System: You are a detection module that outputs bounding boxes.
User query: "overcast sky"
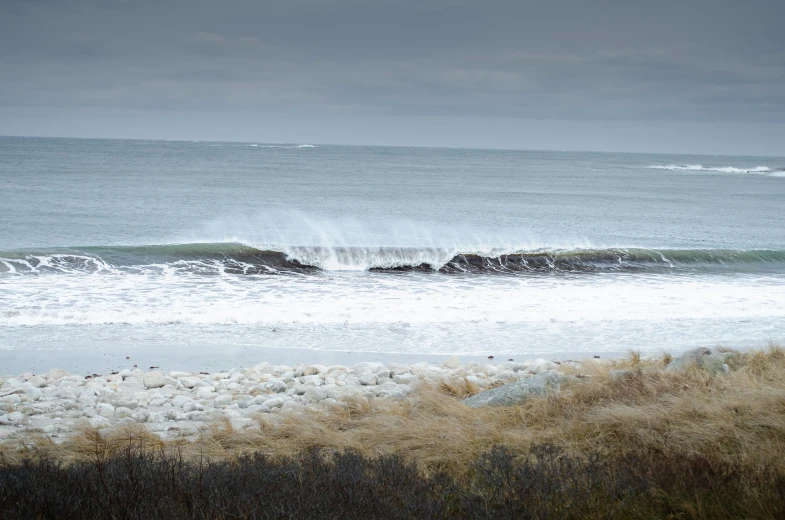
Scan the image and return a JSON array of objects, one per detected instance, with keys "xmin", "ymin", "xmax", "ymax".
[{"xmin": 1, "ymin": 0, "xmax": 784, "ymax": 154}]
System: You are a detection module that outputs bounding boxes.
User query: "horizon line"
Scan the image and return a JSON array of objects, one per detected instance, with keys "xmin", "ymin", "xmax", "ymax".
[{"xmin": 2, "ymin": 133, "xmax": 783, "ymax": 159}]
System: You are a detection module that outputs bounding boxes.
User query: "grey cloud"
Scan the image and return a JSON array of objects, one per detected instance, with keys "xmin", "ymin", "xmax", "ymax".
[{"xmin": 1, "ymin": 0, "xmax": 784, "ymax": 152}]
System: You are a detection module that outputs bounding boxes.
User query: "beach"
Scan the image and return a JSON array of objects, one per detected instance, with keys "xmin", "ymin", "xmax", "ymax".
[
  {"xmin": 2, "ymin": 137, "xmax": 785, "ymax": 516},
  {"xmin": 3, "ymin": 345, "xmax": 785, "ymax": 518}
]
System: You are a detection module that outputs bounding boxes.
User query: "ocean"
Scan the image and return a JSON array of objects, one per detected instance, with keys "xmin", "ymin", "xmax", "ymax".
[{"xmin": 1, "ymin": 136, "xmax": 784, "ymax": 373}]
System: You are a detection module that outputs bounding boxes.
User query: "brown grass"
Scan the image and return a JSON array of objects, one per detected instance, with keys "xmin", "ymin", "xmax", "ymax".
[{"xmin": 4, "ymin": 346, "xmax": 785, "ymax": 478}]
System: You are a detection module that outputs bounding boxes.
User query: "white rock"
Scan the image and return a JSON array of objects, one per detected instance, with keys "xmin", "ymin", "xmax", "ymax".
[
  {"xmin": 324, "ymin": 386, "xmax": 345, "ymax": 400},
  {"xmin": 2, "ymin": 394, "xmax": 22, "ymax": 405},
  {"xmin": 195, "ymin": 387, "xmax": 216, "ymax": 400},
  {"xmin": 24, "ymin": 387, "xmax": 43, "ymax": 401},
  {"xmin": 354, "ymin": 362, "xmax": 385, "ymax": 374},
  {"xmin": 214, "ymin": 395, "xmax": 232, "ymax": 407},
  {"xmin": 393, "ymin": 373, "xmax": 417, "ymax": 385},
  {"xmin": 182, "ymin": 401, "xmax": 203, "ymax": 413},
  {"xmin": 387, "ymin": 364, "xmax": 411, "ymax": 377},
  {"xmin": 2, "ymin": 377, "xmax": 22, "ymax": 389},
  {"xmin": 118, "ymin": 369, "xmax": 133, "ymax": 380},
  {"xmin": 96, "ymin": 403, "xmax": 115, "ymax": 417},
  {"xmin": 265, "ymin": 379, "xmax": 287, "ymax": 393},
  {"xmin": 7, "ymin": 411, "xmax": 24, "ymax": 423},
  {"xmin": 361, "ymin": 387, "xmax": 379, "ymax": 397},
  {"xmin": 56, "ymin": 388, "xmax": 80, "ymax": 400},
  {"xmin": 115, "ymin": 407, "xmax": 134, "ymax": 419},
  {"xmin": 358, "ymin": 373, "xmax": 378, "ymax": 386},
  {"xmin": 265, "ymin": 396, "xmax": 286, "ymax": 408},
  {"xmin": 78, "ymin": 396, "xmax": 97, "ymax": 408},
  {"xmin": 113, "ymin": 396, "xmax": 139, "ymax": 409},
  {"xmin": 443, "ymin": 356, "xmax": 461, "ymax": 369},
  {"xmin": 132, "ymin": 410, "xmax": 151, "ymax": 423},
  {"xmin": 143, "ymin": 372, "xmax": 168, "ymax": 389},
  {"xmin": 89, "ymin": 416, "xmax": 111, "ymax": 428},
  {"xmin": 179, "ymin": 377, "xmax": 201, "ymax": 389},
  {"xmin": 496, "ymin": 370, "xmax": 518, "ymax": 381},
  {"xmin": 281, "ymin": 401, "xmax": 302, "ymax": 412},
  {"xmin": 529, "ymin": 358, "xmax": 558, "ymax": 374},
  {"xmin": 172, "ymin": 395, "xmax": 192, "ymax": 408},
  {"xmin": 26, "ymin": 375, "xmax": 47, "ymax": 388},
  {"xmin": 304, "ymin": 387, "xmax": 327, "ymax": 403}
]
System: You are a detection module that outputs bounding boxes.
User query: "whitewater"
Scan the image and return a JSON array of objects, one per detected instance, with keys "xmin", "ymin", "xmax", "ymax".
[{"xmin": 1, "ymin": 137, "xmax": 784, "ymax": 373}]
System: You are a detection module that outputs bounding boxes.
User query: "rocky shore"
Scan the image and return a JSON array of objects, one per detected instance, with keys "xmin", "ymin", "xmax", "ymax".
[{"xmin": 0, "ymin": 355, "xmax": 572, "ymax": 442}]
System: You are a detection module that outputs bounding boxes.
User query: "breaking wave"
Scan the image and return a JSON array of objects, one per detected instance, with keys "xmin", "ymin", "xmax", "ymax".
[
  {"xmin": 2, "ymin": 243, "xmax": 785, "ymax": 276},
  {"xmin": 647, "ymin": 164, "xmax": 784, "ymax": 176}
]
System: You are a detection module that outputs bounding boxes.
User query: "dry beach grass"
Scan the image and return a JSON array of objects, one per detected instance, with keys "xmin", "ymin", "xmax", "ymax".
[
  {"xmin": 2, "ymin": 345, "xmax": 785, "ymax": 518},
  {"xmin": 4, "ymin": 345, "xmax": 785, "ymax": 473}
]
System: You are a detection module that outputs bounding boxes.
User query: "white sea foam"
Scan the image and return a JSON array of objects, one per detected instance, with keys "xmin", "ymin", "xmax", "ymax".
[
  {"xmin": 1, "ymin": 266, "xmax": 784, "ymax": 328},
  {"xmin": 647, "ymin": 164, "xmax": 778, "ymax": 175}
]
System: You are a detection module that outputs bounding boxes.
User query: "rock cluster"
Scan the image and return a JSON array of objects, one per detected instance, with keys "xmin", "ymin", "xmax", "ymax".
[
  {"xmin": 462, "ymin": 371, "xmax": 563, "ymax": 407},
  {"xmin": 0, "ymin": 357, "xmax": 564, "ymax": 441},
  {"xmin": 0, "ymin": 349, "xmax": 736, "ymax": 443},
  {"xmin": 664, "ymin": 347, "xmax": 733, "ymax": 374}
]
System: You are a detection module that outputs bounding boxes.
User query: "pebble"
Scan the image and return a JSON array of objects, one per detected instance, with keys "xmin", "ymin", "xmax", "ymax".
[
  {"xmin": 443, "ymin": 355, "xmax": 461, "ymax": 369},
  {"xmin": 143, "ymin": 372, "xmax": 169, "ymax": 389},
  {"xmin": 358, "ymin": 373, "xmax": 378, "ymax": 386}
]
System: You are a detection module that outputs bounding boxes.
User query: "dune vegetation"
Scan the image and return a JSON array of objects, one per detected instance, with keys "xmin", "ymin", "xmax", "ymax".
[{"xmin": 2, "ymin": 345, "xmax": 785, "ymax": 518}]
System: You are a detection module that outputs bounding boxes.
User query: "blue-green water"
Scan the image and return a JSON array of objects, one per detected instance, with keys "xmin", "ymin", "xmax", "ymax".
[{"xmin": 1, "ymin": 136, "xmax": 784, "ymax": 372}]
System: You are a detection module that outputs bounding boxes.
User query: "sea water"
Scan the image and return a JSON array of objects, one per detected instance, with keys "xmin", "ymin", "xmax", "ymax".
[{"xmin": 1, "ymin": 136, "xmax": 784, "ymax": 372}]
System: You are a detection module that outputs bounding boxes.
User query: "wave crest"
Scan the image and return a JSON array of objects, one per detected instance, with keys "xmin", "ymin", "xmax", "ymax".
[{"xmin": 2, "ymin": 243, "xmax": 785, "ymax": 275}]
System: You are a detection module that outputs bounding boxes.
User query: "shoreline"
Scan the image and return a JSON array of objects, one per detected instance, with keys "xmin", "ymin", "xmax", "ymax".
[
  {"xmin": 0, "ymin": 344, "xmax": 639, "ymax": 378},
  {"xmin": 1, "ymin": 354, "xmax": 589, "ymax": 442}
]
